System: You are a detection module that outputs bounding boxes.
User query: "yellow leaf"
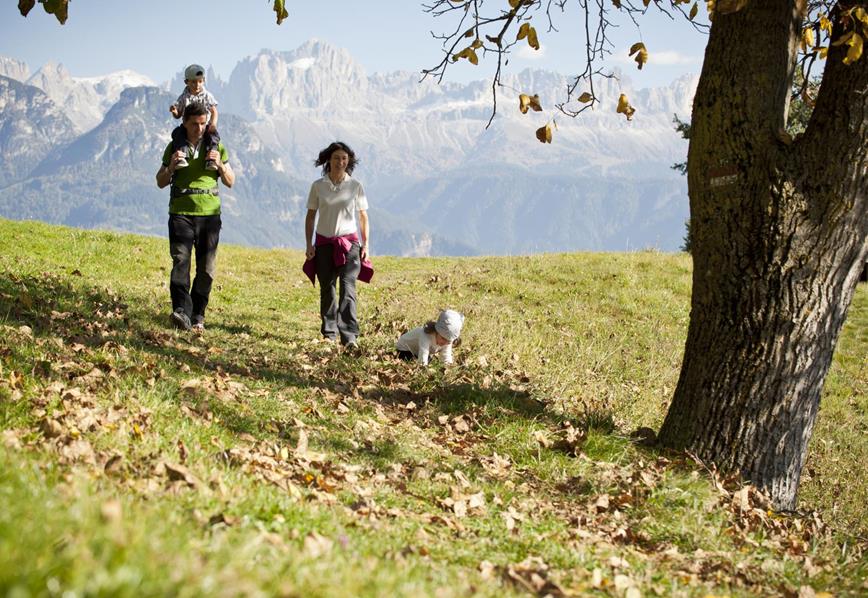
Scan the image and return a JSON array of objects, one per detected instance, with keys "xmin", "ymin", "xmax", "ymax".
[
  {"xmin": 819, "ymin": 14, "xmax": 833, "ymax": 36},
  {"xmin": 509, "ymin": 0, "xmax": 523, "ymax": 7},
  {"xmin": 844, "ymin": 32, "xmax": 864, "ymax": 65},
  {"xmin": 452, "ymin": 47, "xmax": 480, "ymax": 65},
  {"xmin": 518, "ymin": 93, "xmax": 543, "ymax": 114},
  {"xmin": 853, "ymin": 7, "xmax": 868, "ymax": 27},
  {"xmin": 273, "ymin": 0, "xmax": 288, "ymax": 25},
  {"xmin": 818, "ymin": 46, "xmax": 828, "ymax": 59},
  {"xmin": 629, "ymin": 42, "xmax": 648, "ymax": 70},
  {"xmin": 689, "ymin": 2, "xmax": 699, "ymax": 20},
  {"xmin": 577, "ymin": 92, "xmax": 594, "ymax": 103},
  {"xmin": 535, "ymin": 124, "xmax": 553, "ymax": 143},
  {"xmin": 527, "ymin": 26, "xmax": 540, "ymax": 50},
  {"xmin": 464, "ymin": 28, "xmax": 475, "ymax": 38},
  {"xmin": 643, "ymin": 0, "xmax": 651, "ymax": 6},
  {"xmin": 611, "ymin": 0, "xmax": 622, "ymax": 7},
  {"xmin": 801, "ymin": 27, "xmax": 815, "ymax": 52},
  {"xmin": 616, "ymin": 93, "xmax": 636, "ymax": 120},
  {"xmin": 517, "ymin": 23, "xmax": 540, "ymax": 50},
  {"xmin": 832, "ymin": 31, "xmax": 854, "ymax": 46},
  {"xmin": 716, "ymin": 0, "xmax": 748, "ymax": 14},
  {"xmin": 471, "ymin": 38, "xmax": 483, "ymax": 49}
]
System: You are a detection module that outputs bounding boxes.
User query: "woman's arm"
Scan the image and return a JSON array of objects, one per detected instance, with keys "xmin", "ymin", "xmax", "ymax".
[
  {"xmin": 358, "ymin": 209, "xmax": 369, "ymax": 260},
  {"xmin": 305, "ymin": 209, "xmax": 317, "ymax": 260}
]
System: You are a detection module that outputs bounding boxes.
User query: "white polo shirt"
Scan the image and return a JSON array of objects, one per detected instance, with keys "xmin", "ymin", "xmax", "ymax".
[{"xmin": 307, "ymin": 174, "xmax": 368, "ymax": 237}]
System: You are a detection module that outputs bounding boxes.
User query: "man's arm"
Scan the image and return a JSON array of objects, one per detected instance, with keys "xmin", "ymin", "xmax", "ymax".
[
  {"xmin": 156, "ymin": 150, "xmax": 183, "ymax": 188},
  {"xmin": 358, "ymin": 209, "xmax": 369, "ymax": 260},
  {"xmin": 217, "ymin": 159, "xmax": 234, "ymax": 187}
]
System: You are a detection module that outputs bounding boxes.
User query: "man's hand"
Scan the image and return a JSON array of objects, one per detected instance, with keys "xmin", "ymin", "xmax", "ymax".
[
  {"xmin": 360, "ymin": 245, "xmax": 368, "ymax": 261},
  {"xmin": 171, "ymin": 149, "xmax": 186, "ymax": 169},
  {"xmin": 207, "ymin": 149, "xmax": 221, "ymax": 170},
  {"xmin": 305, "ymin": 245, "xmax": 316, "ymax": 260}
]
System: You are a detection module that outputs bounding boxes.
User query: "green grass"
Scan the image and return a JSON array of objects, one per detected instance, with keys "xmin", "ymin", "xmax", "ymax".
[{"xmin": 0, "ymin": 218, "xmax": 865, "ymax": 597}]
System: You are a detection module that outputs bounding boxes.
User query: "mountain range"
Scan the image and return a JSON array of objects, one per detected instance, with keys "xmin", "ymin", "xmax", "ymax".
[{"xmin": 0, "ymin": 41, "xmax": 695, "ymax": 255}]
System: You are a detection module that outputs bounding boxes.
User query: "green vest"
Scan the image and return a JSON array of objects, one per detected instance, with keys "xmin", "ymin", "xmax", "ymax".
[{"xmin": 162, "ymin": 141, "xmax": 228, "ymax": 216}]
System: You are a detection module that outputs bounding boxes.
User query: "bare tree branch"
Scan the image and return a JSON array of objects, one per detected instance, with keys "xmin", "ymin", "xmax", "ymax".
[{"xmin": 421, "ymin": 0, "xmax": 710, "ymax": 129}]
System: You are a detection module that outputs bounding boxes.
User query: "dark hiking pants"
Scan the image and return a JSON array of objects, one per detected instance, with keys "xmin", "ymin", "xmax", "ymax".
[{"xmin": 168, "ymin": 214, "xmax": 221, "ymax": 324}]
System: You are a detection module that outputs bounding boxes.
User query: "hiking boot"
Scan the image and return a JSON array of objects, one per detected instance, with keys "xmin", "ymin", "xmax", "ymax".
[
  {"xmin": 192, "ymin": 316, "xmax": 205, "ymax": 333},
  {"xmin": 344, "ymin": 340, "xmax": 360, "ymax": 355},
  {"xmin": 171, "ymin": 309, "xmax": 192, "ymax": 331}
]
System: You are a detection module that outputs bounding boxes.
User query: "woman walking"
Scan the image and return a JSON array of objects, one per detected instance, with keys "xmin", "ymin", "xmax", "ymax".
[{"xmin": 303, "ymin": 141, "xmax": 372, "ymax": 350}]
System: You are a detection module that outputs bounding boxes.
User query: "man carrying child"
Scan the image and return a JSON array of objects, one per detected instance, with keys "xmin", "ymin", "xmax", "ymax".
[{"xmin": 169, "ymin": 64, "xmax": 220, "ymax": 171}]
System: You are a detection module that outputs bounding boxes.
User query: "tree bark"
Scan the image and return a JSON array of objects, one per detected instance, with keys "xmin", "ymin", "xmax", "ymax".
[{"xmin": 658, "ymin": 0, "xmax": 868, "ymax": 509}]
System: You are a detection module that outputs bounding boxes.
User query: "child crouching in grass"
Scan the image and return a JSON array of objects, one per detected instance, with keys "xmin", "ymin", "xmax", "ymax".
[{"xmin": 395, "ymin": 309, "xmax": 464, "ymax": 366}]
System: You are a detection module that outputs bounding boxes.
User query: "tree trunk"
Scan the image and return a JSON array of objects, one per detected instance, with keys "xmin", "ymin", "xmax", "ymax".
[{"xmin": 658, "ymin": 0, "xmax": 868, "ymax": 509}]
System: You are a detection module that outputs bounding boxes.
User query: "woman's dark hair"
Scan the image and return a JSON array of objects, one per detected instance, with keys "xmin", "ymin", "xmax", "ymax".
[{"xmin": 315, "ymin": 141, "xmax": 358, "ymax": 175}]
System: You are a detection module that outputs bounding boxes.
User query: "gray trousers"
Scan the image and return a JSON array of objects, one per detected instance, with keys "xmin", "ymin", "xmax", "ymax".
[{"xmin": 315, "ymin": 243, "xmax": 361, "ymax": 344}]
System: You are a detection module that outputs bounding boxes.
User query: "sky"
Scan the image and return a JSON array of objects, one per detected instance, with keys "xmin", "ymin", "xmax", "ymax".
[{"xmin": 1, "ymin": 0, "xmax": 709, "ymax": 89}]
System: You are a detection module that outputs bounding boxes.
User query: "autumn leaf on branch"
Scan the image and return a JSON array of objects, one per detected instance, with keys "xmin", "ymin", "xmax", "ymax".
[
  {"xmin": 519, "ymin": 94, "xmax": 543, "ymax": 114},
  {"xmin": 535, "ymin": 123, "xmax": 553, "ymax": 144},
  {"xmin": 629, "ymin": 42, "xmax": 648, "ymax": 70},
  {"xmin": 273, "ymin": 0, "xmax": 289, "ymax": 25},
  {"xmin": 833, "ymin": 31, "xmax": 864, "ymax": 65},
  {"xmin": 616, "ymin": 94, "xmax": 636, "ymax": 120},
  {"xmin": 18, "ymin": 0, "xmax": 36, "ymax": 17},
  {"xmin": 819, "ymin": 13, "xmax": 833, "ymax": 36},
  {"xmin": 452, "ymin": 47, "xmax": 480, "ymax": 65},
  {"xmin": 517, "ymin": 23, "xmax": 540, "ymax": 50},
  {"xmin": 715, "ymin": 0, "xmax": 749, "ymax": 15},
  {"xmin": 19, "ymin": 0, "xmax": 68, "ymax": 24},
  {"xmin": 801, "ymin": 27, "xmax": 815, "ymax": 53}
]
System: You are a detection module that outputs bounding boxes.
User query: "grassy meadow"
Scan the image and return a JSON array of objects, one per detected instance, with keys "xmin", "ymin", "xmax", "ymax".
[{"xmin": 0, "ymin": 218, "xmax": 865, "ymax": 597}]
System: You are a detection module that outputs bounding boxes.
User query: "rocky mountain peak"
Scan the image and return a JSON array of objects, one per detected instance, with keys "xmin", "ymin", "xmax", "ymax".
[{"xmin": 0, "ymin": 57, "xmax": 30, "ymax": 82}]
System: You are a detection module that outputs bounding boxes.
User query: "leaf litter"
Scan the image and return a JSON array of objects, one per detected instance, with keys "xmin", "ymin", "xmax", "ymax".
[{"xmin": 1, "ymin": 269, "xmax": 863, "ymax": 597}]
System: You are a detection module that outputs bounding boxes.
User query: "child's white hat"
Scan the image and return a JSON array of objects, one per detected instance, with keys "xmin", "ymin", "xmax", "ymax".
[
  {"xmin": 184, "ymin": 64, "xmax": 205, "ymax": 81},
  {"xmin": 435, "ymin": 310, "xmax": 464, "ymax": 342}
]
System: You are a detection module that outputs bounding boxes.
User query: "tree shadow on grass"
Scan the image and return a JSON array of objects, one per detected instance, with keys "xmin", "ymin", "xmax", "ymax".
[
  {"xmin": 0, "ymin": 271, "xmax": 648, "ymax": 466},
  {"xmin": 0, "ymin": 271, "xmax": 330, "ymax": 436}
]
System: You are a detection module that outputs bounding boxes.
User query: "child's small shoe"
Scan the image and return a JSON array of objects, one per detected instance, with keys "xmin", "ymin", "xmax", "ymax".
[
  {"xmin": 176, "ymin": 156, "xmax": 189, "ymax": 168},
  {"xmin": 205, "ymin": 160, "xmax": 219, "ymax": 171}
]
